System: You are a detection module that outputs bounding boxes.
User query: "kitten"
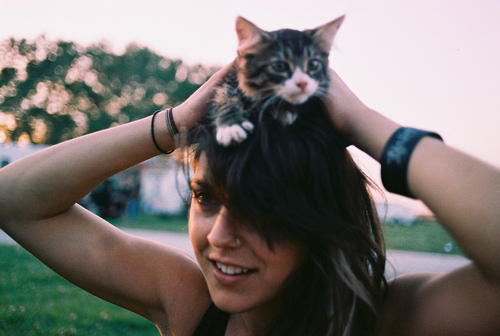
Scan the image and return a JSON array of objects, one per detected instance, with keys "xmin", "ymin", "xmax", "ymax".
[{"xmin": 209, "ymin": 15, "xmax": 344, "ymax": 147}]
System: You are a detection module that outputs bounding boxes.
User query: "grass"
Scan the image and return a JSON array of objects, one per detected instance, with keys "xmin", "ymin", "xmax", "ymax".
[
  {"xmin": 0, "ymin": 245, "xmax": 159, "ymax": 336},
  {"xmin": 109, "ymin": 213, "xmax": 190, "ymax": 233},
  {"xmin": 381, "ymin": 217, "xmax": 465, "ymax": 256},
  {"xmin": 0, "ymin": 214, "xmax": 465, "ymax": 334}
]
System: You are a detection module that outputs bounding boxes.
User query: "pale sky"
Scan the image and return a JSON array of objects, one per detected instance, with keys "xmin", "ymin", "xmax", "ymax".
[{"xmin": 1, "ymin": 0, "xmax": 499, "ymax": 213}]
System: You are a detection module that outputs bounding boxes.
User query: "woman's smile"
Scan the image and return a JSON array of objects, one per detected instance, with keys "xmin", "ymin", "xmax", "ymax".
[
  {"xmin": 212, "ymin": 259, "xmax": 253, "ymax": 276},
  {"xmin": 210, "ymin": 258, "xmax": 255, "ymax": 286}
]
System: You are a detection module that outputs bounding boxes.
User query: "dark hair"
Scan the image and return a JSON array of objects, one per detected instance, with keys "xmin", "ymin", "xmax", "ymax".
[{"xmin": 190, "ymin": 100, "xmax": 387, "ymax": 335}]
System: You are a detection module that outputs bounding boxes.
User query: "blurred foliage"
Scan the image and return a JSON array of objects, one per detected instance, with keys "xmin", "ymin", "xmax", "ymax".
[{"xmin": 0, "ymin": 37, "xmax": 218, "ymax": 144}]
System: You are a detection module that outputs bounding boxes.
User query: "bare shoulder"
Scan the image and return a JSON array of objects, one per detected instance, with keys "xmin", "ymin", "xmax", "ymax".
[
  {"xmin": 376, "ymin": 263, "xmax": 500, "ymax": 336},
  {"xmin": 125, "ymin": 236, "xmax": 211, "ymax": 335}
]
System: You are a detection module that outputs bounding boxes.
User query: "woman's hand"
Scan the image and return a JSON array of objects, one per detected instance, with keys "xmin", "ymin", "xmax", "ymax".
[
  {"xmin": 173, "ymin": 60, "xmax": 236, "ymax": 130},
  {"xmin": 323, "ymin": 68, "xmax": 400, "ymax": 159},
  {"xmin": 322, "ymin": 68, "xmax": 370, "ymax": 142}
]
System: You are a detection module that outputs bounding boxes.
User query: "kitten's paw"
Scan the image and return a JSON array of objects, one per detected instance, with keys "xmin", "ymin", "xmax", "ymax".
[
  {"xmin": 241, "ymin": 121, "xmax": 254, "ymax": 132},
  {"xmin": 216, "ymin": 122, "xmax": 254, "ymax": 146}
]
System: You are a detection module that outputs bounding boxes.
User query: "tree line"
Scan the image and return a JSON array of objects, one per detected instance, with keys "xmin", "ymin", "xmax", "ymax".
[{"xmin": 0, "ymin": 37, "xmax": 218, "ymax": 144}]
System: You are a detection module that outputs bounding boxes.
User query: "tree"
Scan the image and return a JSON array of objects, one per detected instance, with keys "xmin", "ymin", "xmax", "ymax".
[{"xmin": 0, "ymin": 37, "xmax": 217, "ymax": 144}]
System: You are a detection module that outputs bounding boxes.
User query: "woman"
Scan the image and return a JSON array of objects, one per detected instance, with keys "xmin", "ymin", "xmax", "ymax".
[{"xmin": 0, "ymin": 62, "xmax": 499, "ymax": 335}]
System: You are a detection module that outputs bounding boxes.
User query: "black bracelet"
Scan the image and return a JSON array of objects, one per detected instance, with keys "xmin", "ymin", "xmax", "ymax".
[
  {"xmin": 380, "ymin": 127, "xmax": 443, "ymax": 199},
  {"xmin": 151, "ymin": 110, "xmax": 174, "ymax": 155}
]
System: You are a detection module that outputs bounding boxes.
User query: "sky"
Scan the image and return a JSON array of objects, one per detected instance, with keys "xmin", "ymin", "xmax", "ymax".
[{"xmin": 1, "ymin": 0, "xmax": 499, "ymax": 213}]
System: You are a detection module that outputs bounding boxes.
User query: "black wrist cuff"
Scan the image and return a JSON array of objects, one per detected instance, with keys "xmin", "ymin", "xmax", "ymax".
[{"xmin": 380, "ymin": 127, "xmax": 443, "ymax": 199}]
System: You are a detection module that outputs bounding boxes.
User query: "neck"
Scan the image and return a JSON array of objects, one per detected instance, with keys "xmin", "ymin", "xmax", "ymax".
[{"xmin": 225, "ymin": 295, "xmax": 284, "ymax": 335}]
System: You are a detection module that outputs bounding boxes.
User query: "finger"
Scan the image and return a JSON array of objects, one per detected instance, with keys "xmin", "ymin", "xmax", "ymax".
[{"xmin": 203, "ymin": 58, "xmax": 237, "ymax": 88}]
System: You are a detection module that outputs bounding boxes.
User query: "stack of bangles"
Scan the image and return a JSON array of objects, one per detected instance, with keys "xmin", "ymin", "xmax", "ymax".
[
  {"xmin": 380, "ymin": 127, "xmax": 443, "ymax": 199},
  {"xmin": 151, "ymin": 107, "xmax": 179, "ymax": 155}
]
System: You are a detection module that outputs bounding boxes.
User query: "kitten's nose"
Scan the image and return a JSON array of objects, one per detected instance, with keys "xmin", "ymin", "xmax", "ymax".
[{"xmin": 296, "ymin": 82, "xmax": 308, "ymax": 90}]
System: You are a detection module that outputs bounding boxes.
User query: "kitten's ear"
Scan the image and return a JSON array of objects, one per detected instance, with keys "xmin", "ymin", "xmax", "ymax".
[
  {"xmin": 236, "ymin": 16, "xmax": 269, "ymax": 53},
  {"xmin": 306, "ymin": 15, "xmax": 345, "ymax": 52}
]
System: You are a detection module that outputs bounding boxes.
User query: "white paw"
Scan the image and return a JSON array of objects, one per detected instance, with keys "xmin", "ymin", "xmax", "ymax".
[
  {"xmin": 216, "ymin": 122, "xmax": 254, "ymax": 146},
  {"xmin": 241, "ymin": 121, "xmax": 254, "ymax": 132}
]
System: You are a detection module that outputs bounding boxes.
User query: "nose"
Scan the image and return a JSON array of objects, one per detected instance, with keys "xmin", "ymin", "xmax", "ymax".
[
  {"xmin": 296, "ymin": 81, "xmax": 307, "ymax": 90},
  {"xmin": 207, "ymin": 206, "xmax": 240, "ymax": 249}
]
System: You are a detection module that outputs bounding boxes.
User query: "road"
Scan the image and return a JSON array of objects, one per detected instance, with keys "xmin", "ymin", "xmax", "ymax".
[{"xmin": 0, "ymin": 228, "xmax": 470, "ymax": 279}]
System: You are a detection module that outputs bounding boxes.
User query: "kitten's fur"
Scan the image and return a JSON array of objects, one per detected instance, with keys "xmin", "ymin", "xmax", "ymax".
[{"xmin": 210, "ymin": 16, "xmax": 344, "ymax": 146}]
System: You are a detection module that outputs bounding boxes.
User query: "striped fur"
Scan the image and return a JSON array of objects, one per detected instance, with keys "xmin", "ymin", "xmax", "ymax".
[{"xmin": 210, "ymin": 16, "xmax": 344, "ymax": 147}]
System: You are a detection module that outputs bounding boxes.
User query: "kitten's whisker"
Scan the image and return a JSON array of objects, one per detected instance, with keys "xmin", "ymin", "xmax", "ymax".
[
  {"xmin": 245, "ymin": 92, "xmax": 278, "ymax": 124},
  {"xmin": 259, "ymin": 95, "xmax": 282, "ymax": 124},
  {"xmin": 314, "ymin": 86, "xmax": 329, "ymax": 97}
]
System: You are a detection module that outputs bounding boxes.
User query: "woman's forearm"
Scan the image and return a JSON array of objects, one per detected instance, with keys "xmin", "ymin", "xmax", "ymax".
[
  {"xmin": 346, "ymin": 107, "xmax": 500, "ymax": 282},
  {"xmin": 408, "ymin": 138, "xmax": 500, "ymax": 282},
  {"xmin": 0, "ymin": 111, "xmax": 172, "ymax": 222},
  {"xmin": 348, "ymin": 106, "xmax": 500, "ymax": 281}
]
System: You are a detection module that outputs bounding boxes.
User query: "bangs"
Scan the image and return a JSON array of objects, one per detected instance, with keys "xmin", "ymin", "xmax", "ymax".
[{"xmin": 193, "ymin": 99, "xmax": 352, "ymax": 245}]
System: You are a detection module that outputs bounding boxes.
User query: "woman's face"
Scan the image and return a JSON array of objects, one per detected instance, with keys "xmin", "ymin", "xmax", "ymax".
[{"xmin": 189, "ymin": 154, "xmax": 305, "ymax": 315}]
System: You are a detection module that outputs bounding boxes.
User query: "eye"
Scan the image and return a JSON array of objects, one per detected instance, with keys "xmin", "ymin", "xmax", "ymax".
[
  {"xmin": 270, "ymin": 61, "xmax": 289, "ymax": 73},
  {"xmin": 192, "ymin": 190, "xmax": 221, "ymax": 214},
  {"xmin": 307, "ymin": 59, "xmax": 322, "ymax": 73}
]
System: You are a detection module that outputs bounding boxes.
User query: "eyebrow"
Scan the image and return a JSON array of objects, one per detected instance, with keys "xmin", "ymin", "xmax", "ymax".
[
  {"xmin": 190, "ymin": 179, "xmax": 210, "ymax": 191},
  {"xmin": 190, "ymin": 179, "xmax": 229, "ymax": 203}
]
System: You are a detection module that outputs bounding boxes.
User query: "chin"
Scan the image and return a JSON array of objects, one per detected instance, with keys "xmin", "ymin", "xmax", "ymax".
[
  {"xmin": 282, "ymin": 94, "xmax": 312, "ymax": 105},
  {"xmin": 211, "ymin": 293, "xmax": 253, "ymax": 314}
]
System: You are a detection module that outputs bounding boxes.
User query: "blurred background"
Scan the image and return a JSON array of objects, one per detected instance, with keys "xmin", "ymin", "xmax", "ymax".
[{"xmin": 1, "ymin": 0, "xmax": 499, "ymax": 216}]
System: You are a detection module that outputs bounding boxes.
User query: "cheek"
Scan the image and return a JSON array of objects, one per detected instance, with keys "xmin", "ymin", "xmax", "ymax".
[
  {"xmin": 188, "ymin": 203, "xmax": 212, "ymax": 254},
  {"xmin": 264, "ymin": 243, "xmax": 306, "ymax": 285}
]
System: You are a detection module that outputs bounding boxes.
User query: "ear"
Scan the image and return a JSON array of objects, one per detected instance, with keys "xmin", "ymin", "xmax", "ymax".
[
  {"xmin": 306, "ymin": 15, "xmax": 345, "ymax": 52},
  {"xmin": 235, "ymin": 16, "xmax": 269, "ymax": 53}
]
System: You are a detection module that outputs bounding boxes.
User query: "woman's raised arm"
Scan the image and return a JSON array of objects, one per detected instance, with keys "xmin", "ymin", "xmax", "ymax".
[
  {"xmin": 324, "ymin": 68, "xmax": 500, "ymax": 282},
  {"xmin": 0, "ymin": 62, "xmax": 233, "ymax": 333},
  {"xmin": 0, "ymin": 61, "xmax": 233, "ymax": 223},
  {"xmin": 324, "ymin": 69, "xmax": 500, "ymax": 335}
]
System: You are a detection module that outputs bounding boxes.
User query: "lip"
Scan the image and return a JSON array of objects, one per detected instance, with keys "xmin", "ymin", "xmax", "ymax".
[{"xmin": 209, "ymin": 258, "xmax": 255, "ymax": 286}]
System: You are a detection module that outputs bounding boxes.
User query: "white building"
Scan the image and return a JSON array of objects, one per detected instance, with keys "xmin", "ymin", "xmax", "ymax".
[{"xmin": 138, "ymin": 155, "xmax": 190, "ymax": 216}]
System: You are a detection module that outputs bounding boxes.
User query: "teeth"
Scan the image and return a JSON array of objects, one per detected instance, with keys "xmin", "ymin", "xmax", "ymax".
[{"xmin": 216, "ymin": 261, "xmax": 249, "ymax": 275}]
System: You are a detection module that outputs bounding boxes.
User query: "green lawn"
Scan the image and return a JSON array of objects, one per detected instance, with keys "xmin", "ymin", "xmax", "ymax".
[
  {"xmin": 382, "ymin": 218, "xmax": 465, "ymax": 256},
  {"xmin": 0, "ymin": 245, "xmax": 159, "ymax": 336},
  {"xmin": 109, "ymin": 213, "xmax": 190, "ymax": 233},
  {"xmin": 0, "ymin": 214, "xmax": 464, "ymax": 334}
]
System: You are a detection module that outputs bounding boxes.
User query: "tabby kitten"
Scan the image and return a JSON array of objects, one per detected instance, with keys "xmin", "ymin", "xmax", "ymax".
[{"xmin": 210, "ymin": 15, "xmax": 344, "ymax": 147}]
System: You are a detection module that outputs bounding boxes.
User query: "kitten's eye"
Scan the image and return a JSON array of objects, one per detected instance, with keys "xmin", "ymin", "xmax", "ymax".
[
  {"xmin": 270, "ymin": 61, "xmax": 289, "ymax": 73},
  {"xmin": 308, "ymin": 59, "xmax": 322, "ymax": 73}
]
